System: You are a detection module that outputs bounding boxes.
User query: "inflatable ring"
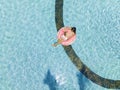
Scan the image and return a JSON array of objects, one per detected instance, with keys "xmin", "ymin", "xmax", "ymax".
[{"xmin": 57, "ymin": 27, "xmax": 76, "ymax": 46}]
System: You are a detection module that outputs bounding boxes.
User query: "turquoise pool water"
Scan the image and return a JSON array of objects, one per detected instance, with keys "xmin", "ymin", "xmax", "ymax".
[{"xmin": 0, "ymin": 0, "xmax": 120, "ymax": 90}]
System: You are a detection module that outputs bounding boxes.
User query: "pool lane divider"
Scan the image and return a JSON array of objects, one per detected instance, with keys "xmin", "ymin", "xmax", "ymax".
[{"xmin": 55, "ymin": 0, "xmax": 120, "ymax": 89}]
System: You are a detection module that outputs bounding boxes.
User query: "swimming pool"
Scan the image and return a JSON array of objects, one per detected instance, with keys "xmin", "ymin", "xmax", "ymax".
[{"xmin": 0, "ymin": 0, "xmax": 120, "ymax": 90}]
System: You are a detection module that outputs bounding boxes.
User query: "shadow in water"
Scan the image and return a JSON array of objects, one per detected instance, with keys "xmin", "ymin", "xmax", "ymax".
[
  {"xmin": 55, "ymin": 0, "xmax": 120, "ymax": 89},
  {"xmin": 77, "ymin": 72, "xmax": 89, "ymax": 90},
  {"xmin": 44, "ymin": 70, "xmax": 58, "ymax": 90}
]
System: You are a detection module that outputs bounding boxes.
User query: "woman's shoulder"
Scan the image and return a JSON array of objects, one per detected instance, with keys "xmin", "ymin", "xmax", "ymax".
[{"xmin": 64, "ymin": 26, "xmax": 71, "ymax": 30}]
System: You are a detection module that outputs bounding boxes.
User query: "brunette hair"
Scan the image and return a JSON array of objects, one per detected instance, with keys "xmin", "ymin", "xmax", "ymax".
[{"xmin": 71, "ymin": 27, "xmax": 76, "ymax": 34}]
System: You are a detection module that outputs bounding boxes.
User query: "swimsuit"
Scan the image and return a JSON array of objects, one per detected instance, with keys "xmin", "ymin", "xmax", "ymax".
[{"xmin": 61, "ymin": 35, "xmax": 68, "ymax": 41}]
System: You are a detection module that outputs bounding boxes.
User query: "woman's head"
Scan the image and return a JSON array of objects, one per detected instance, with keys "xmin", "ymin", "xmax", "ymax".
[{"xmin": 71, "ymin": 27, "xmax": 76, "ymax": 34}]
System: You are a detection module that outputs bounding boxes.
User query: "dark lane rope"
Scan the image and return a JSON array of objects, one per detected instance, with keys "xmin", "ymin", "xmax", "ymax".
[{"xmin": 55, "ymin": 0, "xmax": 120, "ymax": 89}]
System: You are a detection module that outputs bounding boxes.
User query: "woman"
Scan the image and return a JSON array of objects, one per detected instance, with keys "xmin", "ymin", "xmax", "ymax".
[{"xmin": 52, "ymin": 27, "xmax": 76, "ymax": 47}]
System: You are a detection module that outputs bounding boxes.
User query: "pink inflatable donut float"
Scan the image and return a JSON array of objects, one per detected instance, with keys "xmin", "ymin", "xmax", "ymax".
[{"xmin": 57, "ymin": 27, "xmax": 76, "ymax": 46}]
